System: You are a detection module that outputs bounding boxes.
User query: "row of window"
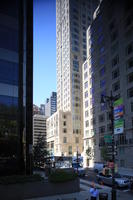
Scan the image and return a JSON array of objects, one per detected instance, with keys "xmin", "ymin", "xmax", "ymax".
[{"xmin": 63, "ymin": 137, "xmax": 79, "ymax": 144}]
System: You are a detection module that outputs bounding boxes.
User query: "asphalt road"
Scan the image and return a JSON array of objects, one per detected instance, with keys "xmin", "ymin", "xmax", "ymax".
[{"xmin": 82, "ymin": 169, "xmax": 131, "ymax": 192}]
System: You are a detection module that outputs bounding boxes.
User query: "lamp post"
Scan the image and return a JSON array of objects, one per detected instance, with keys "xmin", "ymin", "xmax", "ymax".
[
  {"xmin": 101, "ymin": 91, "xmax": 116, "ymax": 200},
  {"xmin": 76, "ymin": 146, "xmax": 79, "ymax": 174}
]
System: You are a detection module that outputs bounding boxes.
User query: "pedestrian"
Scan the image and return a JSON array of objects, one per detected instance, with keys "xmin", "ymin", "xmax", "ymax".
[{"xmin": 89, "ymin": 182, "xmax": 99, "ymax": 200}]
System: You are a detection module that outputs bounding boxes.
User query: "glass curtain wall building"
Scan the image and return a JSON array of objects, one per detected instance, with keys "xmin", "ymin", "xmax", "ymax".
[{"xmin": 0, "ymin": 0, "xmax": 33, "ymax": 175}]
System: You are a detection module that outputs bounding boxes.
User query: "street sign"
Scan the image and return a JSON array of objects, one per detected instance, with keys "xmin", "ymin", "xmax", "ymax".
[
  {"xmin": 114, "ymin": 98, "xmax": 124, "ymax": 134},
  {"xmin": 104, "ymin": 135, "xmax": 112, "ymax": 143}
]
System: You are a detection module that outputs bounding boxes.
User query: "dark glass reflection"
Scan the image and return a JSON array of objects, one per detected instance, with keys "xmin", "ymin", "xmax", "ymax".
[
  {"xmin": 0, "ymin": 26, "xmax": 18, "ymax": 52},
  {"xmin": 0, "ymin": 60, "xmax": 18, "ymax": 85}
]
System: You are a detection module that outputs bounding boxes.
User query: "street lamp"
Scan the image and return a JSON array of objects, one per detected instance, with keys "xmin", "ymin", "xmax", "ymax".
[
  {"xmin": 76, "ymin": 146, "xmax": 79, "ymax": 174},
  {"xmin": 100, "ymin": 91, "xmax": 116, "ymax": 200}
]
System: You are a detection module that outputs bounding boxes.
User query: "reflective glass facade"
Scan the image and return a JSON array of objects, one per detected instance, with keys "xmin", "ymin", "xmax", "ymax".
[{"xmin": 0, "ymin": 0, "xmax": 33, "ymax": 175}]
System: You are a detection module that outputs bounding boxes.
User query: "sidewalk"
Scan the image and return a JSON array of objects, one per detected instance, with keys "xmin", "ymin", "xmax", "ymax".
[
  {"xmin": 26, "ymin": 179, "xmax": 111, "ymax": 200},
  {"xmin": 26, "ymin": 178, "xmax": 133, "ymax": 200}
]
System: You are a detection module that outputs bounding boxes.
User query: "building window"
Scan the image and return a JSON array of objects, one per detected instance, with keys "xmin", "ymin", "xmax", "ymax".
[
  {"xmin": 99, "ymin": 67, "xmax": 105, "ymax": 77},
  {"xmin": 98, "ymin": 35, "xmax": 104, "ymax": 43},
  {"xmin": 90, "ymin": 87, "xmax": 94, "ymax": 95},
  {"xmin": 112, "ymin": 55, "xmax": 119, "ymax": 67},
  {"xmin": 91, "ymin": 118, "xmax": 96, "ymax": 125},
  {"xmin": 111, "ymin": 42, "xmax": 119, "ymax": 54},
  {"xmin": 85, "ymin": 120, "xmax": 89, "ymax": 127},
  {"xmin": 107, "ymin": 112, "xmax": 111, "ymax": 120},
  {"xmin": 112, "ymin": 68, "xmax": 119, "ymax": 79},
  {"xmin": 63, "ymin": 128, "xmax": 67, "ymax": 133},
  {"xmin": 99, "ymin": 114, "xmax": 105, "ymax": 123},
  {"xmin": 120, "ymin": 160, "xmax": 125, "ymax": 167},
  {"xmin": 127, "ymin": 87, "xmax": 133, "ymax": 98},
  {"xmin": 84, "ymin": 71, "xmax": 88, "ymax": 79},
  {"xmin": 119, "ymin": 147, "xmax": 125, "ymax": 155},
  {"xmin": 126, "ymin": 42, "xmax": 133, "ymax": 55},
  {"xmin": 100, "ymin": 79, "xmax": 106, "ymax": 88},
  {"xmin": 99, "ymin": 126, "xmax": 105, "ymax": 133},
  {"xmin": 85, "ymin": 110, "xmax": 89, "ymax": 117},
  {"xmin": 63, "ymin": 137, "xmax": 67, "ymax": 143},
  {"xmin": 127, "ymin": 72, "xmax": 133, "ymax": 83},
  {"xmin": 83, "ymin": 50, "xmax": 86, "ymax": 55},
  {"xmin": 85, "ymin": 91, "xmax": 88, "ymax": 98},
  {"xmin": 84, "ymin": 81, "xmax": 88, "ymax": 89},
  {"xmin": 112, "ymin": 81, "xmax": 120, "ymax": 92},
  {"xmin": 85, "ymin": 130, "xmax": 89, "ymax": 137},
  {"xmin": 75, "ymin": 137, "xmax": 79, "ymax": 143},
  {"xmin": 100, "ymin": 56, "xmax": 105, "ymax": 65},
  {"xmin": 68, "ymin": 146, "xmax": 72, "ymax": 155},
  {"xmin": 131, "ymin": 102, "xmax": 133, "ymax": 112},
  {"xmin": 72, "ymin": 46, "xmax": 79, "ymax": 53},
  {"xmin": 90, "ymin": 107, "xmax": 95, "ymax": 114},
  {"xmin": 107, "ymin": 124, "xmax": 112, "ymax": 131},
  {"xmin": 85, "ymin": 100, "xmax": 88, "ymax": 108},
  {"xmin": 63, "ymin": 121, "xmax": 66, "ymax": 126},
  {"xmin": 127, "ymin": 58, "xmax": 133, "ymax": 69}
]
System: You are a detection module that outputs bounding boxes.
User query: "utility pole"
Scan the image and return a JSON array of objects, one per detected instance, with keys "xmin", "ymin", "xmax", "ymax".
[
  {"xmin": 76, "ymin": 146, "xmax": 79, "ymax": 174},
  {"xmin": 101, "ymin": 91, "xmax": 116, "ymax": 200}
]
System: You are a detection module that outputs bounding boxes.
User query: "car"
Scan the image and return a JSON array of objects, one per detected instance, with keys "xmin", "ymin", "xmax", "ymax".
[
  {"xmin": 97, "ymin": 172, "xmax": 130, "ymax": 188},
  {"xmin": 72, "ymin": 162, "xmax": 86, "ymax": 177},
  {"xmin": 93, "ymin": 162, "xmax": 106, "ymax": 173}
]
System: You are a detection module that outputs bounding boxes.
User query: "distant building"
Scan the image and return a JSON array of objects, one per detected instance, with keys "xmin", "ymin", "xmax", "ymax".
[
  {"xmin": 47, "ymin": 110, "xmax": 72, "ymax": 157},
  {"xmin": 33, "ymin": 104, "xmax": 40, "ymax": 115},
  {"xmin": 45, "ymin": 92, "xmax": 57, "ymax": 117},
  {"xmin": 40, "ymin": 104, "xmax": 45, "ymax": 115},
  {"xmin": 33, "ymin": 115, "xmax": 47, "ymax": 147},
  {"xmin": 54, "ymin": 0, "xmax": 99, "ymax": 156},
  {"xmin": 0, "ymin": 0, "xmax": 33, "ymax": 175}
]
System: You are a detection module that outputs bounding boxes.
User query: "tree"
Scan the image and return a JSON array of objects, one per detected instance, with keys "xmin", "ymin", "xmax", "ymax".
[
  {"xmin": 101, "ymin": 146, "xmax": 109, "ymax": 161},
  {"xmin": 86, "ymin": 147, "xmax": 94, "ymax": 160},
  {"xmin": 33, "ymin": 134, "xmax": 49, "ymax": 168}
]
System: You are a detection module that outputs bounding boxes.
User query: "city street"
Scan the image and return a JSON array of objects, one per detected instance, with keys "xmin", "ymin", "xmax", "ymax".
[{"xmin": 82, "ymin": 169, "xmax": 131, "ymax": 192}]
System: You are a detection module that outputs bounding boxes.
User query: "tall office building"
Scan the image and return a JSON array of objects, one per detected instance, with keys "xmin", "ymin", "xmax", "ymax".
[
  {"xmin": 83, "ymin": 0, "xmax": 133, "ymax": 170},
  {"xmin": 45, "ymin": 92, "xmax": 57, "ymax": 117},
  {"xmin": 0, "ymin": 0, "xmax": 33, "ymax": 175},
  {"xmin": 40, "ymin": 104, "xmax": 45, "ymax": 115},
  {"xmin": 56, "ymin": 0, "xmax": 99, "ymax": 156},
  {"xmin": 33, "ymin": 115, "xmax": 47, "ymax": 147}
]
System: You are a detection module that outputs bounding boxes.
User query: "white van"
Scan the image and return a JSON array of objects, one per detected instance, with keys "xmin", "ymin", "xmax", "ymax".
[{"xmin": 93, "ymin": 162, "xmax": 106, "ymax": 173}]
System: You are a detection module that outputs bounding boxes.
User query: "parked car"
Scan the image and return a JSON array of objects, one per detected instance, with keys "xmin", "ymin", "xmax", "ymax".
[
  {"xmin": 93, "ymin": 162, "xmax": 106, "ymax": 173},
  {"xmin": 97, "ymin": 172, "xmax": 130, "ymax": 188},
  {"xmin": 72, "ymin": 163, "xmax": 86, "ymax": 177}
]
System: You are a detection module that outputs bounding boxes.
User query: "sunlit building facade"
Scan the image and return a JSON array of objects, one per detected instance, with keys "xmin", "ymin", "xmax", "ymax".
[
  {"xmin": 56, "ymin": 0, "xmax": 99, "ymax": 156},
  {"xmin": 33, "ymin": 115, "xmax": 47, "ymax": 147}
]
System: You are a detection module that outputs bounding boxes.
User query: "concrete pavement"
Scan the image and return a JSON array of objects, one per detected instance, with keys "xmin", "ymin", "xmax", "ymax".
[{"xmin": 26, "ymin": 178, "xmax": 133, "ymax": 200}]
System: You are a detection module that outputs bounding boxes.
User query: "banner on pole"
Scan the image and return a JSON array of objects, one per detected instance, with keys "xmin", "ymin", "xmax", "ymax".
[{"xmin": 114, "ymin": 98, "xmax": 124, "ymax": 134}]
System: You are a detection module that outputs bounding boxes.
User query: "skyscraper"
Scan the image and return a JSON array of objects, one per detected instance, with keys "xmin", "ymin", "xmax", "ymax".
[
  {"xmin": 45, "ymin": 92, "xmax": 57, "ymax": 117},
  {"xmin": 55, "ymin": 0, "xmax": 99, "ymax": 156},
  {"xmin": 0, "ymin": 0, "xmax": 33, "ymax": 175},
  {"xmin": 83, "ymin": 0, "xmax": 133, "ymax": 170}
]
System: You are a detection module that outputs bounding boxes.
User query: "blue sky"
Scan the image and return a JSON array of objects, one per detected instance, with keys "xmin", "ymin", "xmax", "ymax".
[{"xmin": 33, "ymin": 0, "xmax": 56, "ymax": 106}]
